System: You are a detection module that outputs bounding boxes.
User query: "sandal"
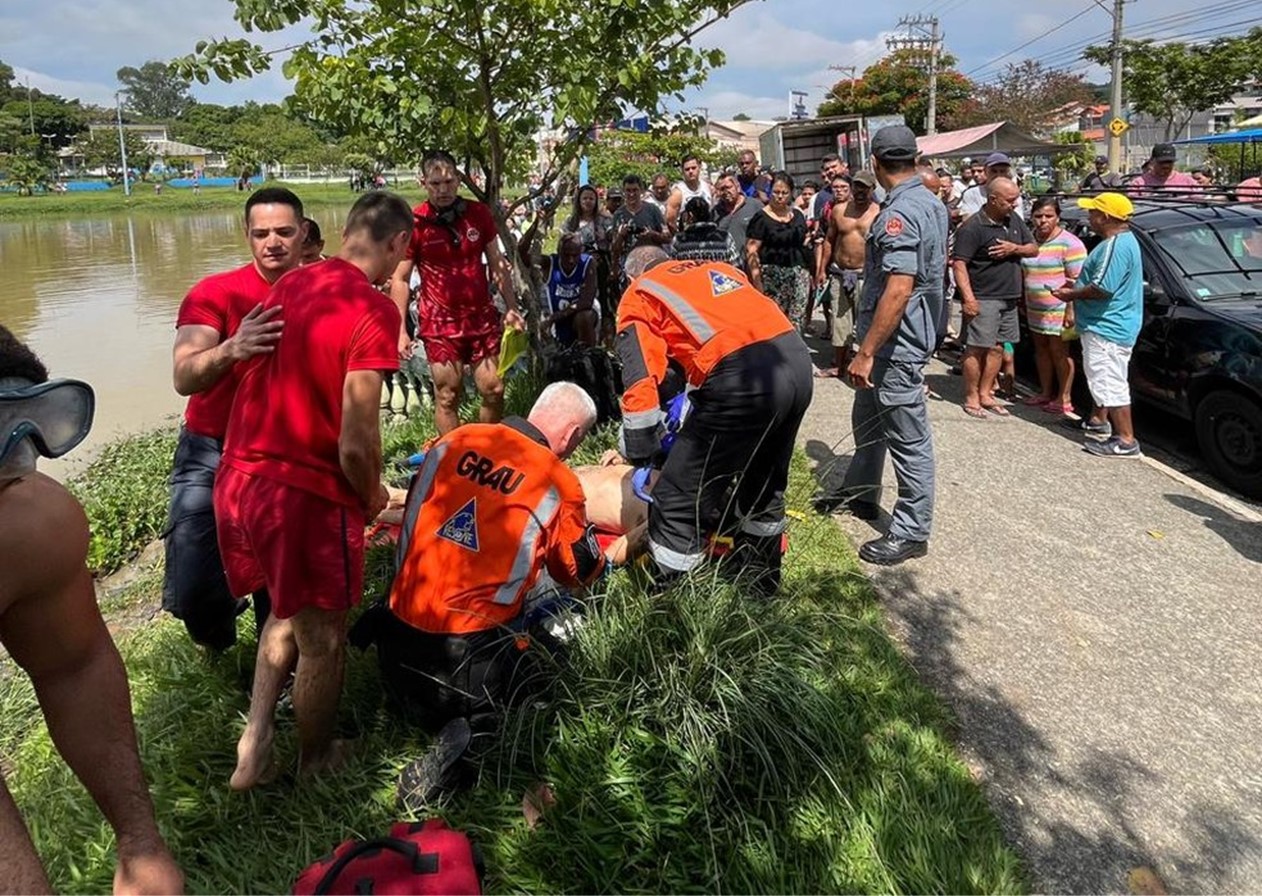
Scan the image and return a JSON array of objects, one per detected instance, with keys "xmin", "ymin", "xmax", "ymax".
[
  {"xmin": 1021, "ymin": 395, "xmax": 1053, "ymax": 407},
  {"xmin": 980, "ymin": 403, "xmax": 1011, "ymax": 417},
  {"xmin": 1043, "ymin": 401, "xmax": 1075, "ymax": 415},
  {"xmin": 962, "ymin": 405, "xmax": 989, "ymax": 419},
  {"xmin": 814, "ymin": 367, "xmax": 841, "ymax": 379}
]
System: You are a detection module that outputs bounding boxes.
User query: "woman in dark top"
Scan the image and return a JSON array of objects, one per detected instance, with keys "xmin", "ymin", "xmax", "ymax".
[
  {"xmin": 745, "ymin": 171, "xmax": 810, "ymax": 328},
  {"xmin": 562, "ymin": 184, "xmax": 614, "ymax": 330}
]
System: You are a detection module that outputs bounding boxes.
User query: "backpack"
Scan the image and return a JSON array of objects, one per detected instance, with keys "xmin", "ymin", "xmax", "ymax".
[
  {"xmin": 544, "ymin": 344, "xmax": 623, "ymax": 424},
  {"xmin": 292, "ymin": 819, "xmax": 484, "ymax": 896}
]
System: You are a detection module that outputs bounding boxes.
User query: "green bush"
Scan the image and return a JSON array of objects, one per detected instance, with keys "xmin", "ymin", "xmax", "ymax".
[{"xmin": 67, "ymin": 428, "xmax": 177, "ymax": 575}]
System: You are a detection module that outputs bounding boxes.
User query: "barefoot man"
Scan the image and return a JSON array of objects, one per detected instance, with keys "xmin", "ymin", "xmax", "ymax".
[
  {"xmin": 815, "ymin": 170, "xmax": 879, "ymax": 377},
  {"xmin": 214, "ymin": 192, "xmax": 413, "ymax": 789}
]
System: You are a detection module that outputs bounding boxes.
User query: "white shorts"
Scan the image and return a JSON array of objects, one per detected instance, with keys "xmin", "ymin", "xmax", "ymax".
[{"xmin": 1081, "ymin": 329, "xmax": 1133, "ymax": 407}]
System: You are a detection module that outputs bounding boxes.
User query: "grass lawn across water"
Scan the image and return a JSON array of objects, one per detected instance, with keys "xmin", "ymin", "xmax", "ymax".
[{"xmin": 0, "ymin": 377, "xmax": 1025, "ymax": 893}]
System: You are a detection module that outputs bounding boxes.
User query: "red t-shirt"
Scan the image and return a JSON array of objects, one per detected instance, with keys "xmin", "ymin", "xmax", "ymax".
[
  {"xmin": 176, "ymin": 263, "xmax": 271, "ymax": 440},
  {"xmin": 221, "ymin": 258, "xmax": 401, "ymax": 508},
  {"xmin": 409, "ymin": 200, "xmax": 497, "ymax": 317}
]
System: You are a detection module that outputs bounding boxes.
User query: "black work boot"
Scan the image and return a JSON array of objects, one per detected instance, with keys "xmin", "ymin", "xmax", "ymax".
[{"xmin": 397, "ymin": 717, "xmax": 473, "ymax": 812}]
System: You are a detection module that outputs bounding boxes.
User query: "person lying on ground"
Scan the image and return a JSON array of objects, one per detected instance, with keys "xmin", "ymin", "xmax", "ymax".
[
  {"xmin": 0, "ymin": 326, "xmax": 183, "ymax": 896},
  {"xmin": 356, "ymin": 382, "xmax": 605, "ymax": 807}
]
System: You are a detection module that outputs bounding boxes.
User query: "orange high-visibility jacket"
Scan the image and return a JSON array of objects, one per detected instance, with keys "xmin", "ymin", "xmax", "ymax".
[
  {"xmin": 615, "ymin": 260, "xmax": 793, "ymax": 461},
  {"xmin": 389, "ymin": 417, "xmax": 603, "ymax": 635}
]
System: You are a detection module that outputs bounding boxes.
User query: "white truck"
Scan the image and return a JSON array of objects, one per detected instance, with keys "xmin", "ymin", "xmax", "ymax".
[{"xmin": 758, "ymin": 114, "xmax": 904, "ymax": 183}]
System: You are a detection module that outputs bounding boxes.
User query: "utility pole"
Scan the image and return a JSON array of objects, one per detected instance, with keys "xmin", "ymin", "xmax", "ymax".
[
  {"xmin": 115, "ymin": 93, "xmax": 131, "ymax": 197},
  {"xmin": 827, "ymin": 65, "xmax": 858, "ymax": 105},
  {"xmin": 1107, "ymin": 0, "xmax": 1126, "ymax": 173},
  {"xmin": 887, "ymin": 15, "xmax": 944, "ymax": 135},
  {"xmin": 25, "ymin": 77, "xmax": 35, "ymax": 136}
]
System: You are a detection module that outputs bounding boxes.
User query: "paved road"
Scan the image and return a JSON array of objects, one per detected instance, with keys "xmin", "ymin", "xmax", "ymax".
[{"xmin": 799, "ymin": 355, "xmax": 1262, "ymax": 894}]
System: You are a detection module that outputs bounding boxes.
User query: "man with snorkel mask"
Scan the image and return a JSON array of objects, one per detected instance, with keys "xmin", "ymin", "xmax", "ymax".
[{"xmin": 0, "ymin": 325, "xmax": 183, "ymax": 895}]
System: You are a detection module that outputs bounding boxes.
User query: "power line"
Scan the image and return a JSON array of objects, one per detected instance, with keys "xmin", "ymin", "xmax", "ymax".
[
  {"xmin": 968, "ymin": 12, "xmax": 1262, "ymax": 87},
  {"xmin": 963, "ymin": 2, "xmax": 1097, "ymax": 76},
  {"xmin": 966, "ymin": 0, "xmax": 1262, "ymax": 81}
]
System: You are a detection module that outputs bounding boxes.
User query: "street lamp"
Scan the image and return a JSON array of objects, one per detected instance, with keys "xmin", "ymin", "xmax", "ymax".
[{"xmin": 114, "ymin": 92, "xmax": 131, "ymax": 197}]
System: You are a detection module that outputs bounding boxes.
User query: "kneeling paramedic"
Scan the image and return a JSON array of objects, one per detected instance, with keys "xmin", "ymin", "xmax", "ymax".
[
  {"xmin": 616, "ymin": 250, "xmax": 813, "ymax": 595},
  {"xmin": 362, "ymin": 382, "xmax": 605, "ymax": 801}
]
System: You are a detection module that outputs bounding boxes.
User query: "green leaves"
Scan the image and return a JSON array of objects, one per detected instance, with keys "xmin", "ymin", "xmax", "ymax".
[{"xmin": 1083, "ymin": 29, "xmax": 1262, "ymax": 139}]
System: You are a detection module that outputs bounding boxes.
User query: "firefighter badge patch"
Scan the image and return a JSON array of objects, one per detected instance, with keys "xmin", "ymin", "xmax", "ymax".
[
  {"xmin": 709, "ymin": 269, "xmax": 742, "ymax": 296},
  {"xmin": 437, "ymin": 498, "xmax": 480, "ymax": 551}
]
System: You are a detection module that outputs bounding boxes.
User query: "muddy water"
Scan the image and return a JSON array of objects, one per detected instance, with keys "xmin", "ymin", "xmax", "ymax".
[{"xmin": 0, "ymin": 209, "xmax": 347, "ymax": 480}]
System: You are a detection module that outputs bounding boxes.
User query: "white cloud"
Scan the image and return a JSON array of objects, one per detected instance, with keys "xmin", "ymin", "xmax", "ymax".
[
  {"xmin": 696, "ymin": 11, "xmax": 885, "ymax": 72},
  {"xmin": 690, "ymin": 90, "xmax": 791, "ymax": 121}
]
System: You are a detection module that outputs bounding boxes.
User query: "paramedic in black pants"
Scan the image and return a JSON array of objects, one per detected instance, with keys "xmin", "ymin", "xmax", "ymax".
[{"xmin": 615, "ymin": 251, "xmax": 813, "ymax": 596}]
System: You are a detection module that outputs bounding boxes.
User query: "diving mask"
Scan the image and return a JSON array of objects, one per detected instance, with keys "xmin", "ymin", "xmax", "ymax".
[{"xmin": 0, "ymin": 377, "xmax": 95, "ymax": 479}]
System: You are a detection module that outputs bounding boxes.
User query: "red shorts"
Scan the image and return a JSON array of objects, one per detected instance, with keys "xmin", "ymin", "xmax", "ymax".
[
  {"xmin": 214, "ymin": 466, "xmax": 365, "ymax": 620},
  {"xmin": 419, "ymin": 301, "xmax": 500, "ymax": 367}
]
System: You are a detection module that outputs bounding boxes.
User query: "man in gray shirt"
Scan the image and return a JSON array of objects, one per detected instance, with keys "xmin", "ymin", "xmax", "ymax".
[
  {"xmin": 712, "ymin": 171, "xmax": 763, "ymax": 271},
  {"xmin": 816, "ymin": 125, "xmax": 949, "ymax": 566}
]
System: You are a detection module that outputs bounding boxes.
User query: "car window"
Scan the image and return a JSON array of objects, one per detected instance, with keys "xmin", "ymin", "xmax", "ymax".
[{"xmin": 1151, "ymin": 219, "xmax": 1262, "ymax": 299}]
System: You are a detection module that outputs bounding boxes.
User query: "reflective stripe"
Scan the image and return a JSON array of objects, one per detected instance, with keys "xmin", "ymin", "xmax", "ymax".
[
  {"xmin": 492, "ymin": 487, "xmax": 561, "ymax": 606},
  {"xmin": 623, "ymin": 408, "xmax": 663, "ymax": 429},
  {"xmin": 649, "ymin": 538, "xmax": 705, "ymax": 572},
  {"xmin": 740, "ymin": 517, "xmax": 786, "ymax": 536},
  {"xmin": 642, "ymin": 278, "xmax": 716, "ymax": 342},
  {"xmin": 396, "ymin": 442, "xmax": 449, "ymax": 571}
]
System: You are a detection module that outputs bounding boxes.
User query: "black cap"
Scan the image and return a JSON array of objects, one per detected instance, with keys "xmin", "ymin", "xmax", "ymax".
[
  {"xmin": 870, "ymin": 125, "xmax": 919, "ymax": 161},
  {"xmin": 1150, "ymin": 143, "xmax": 1176, "ymax": 162}
]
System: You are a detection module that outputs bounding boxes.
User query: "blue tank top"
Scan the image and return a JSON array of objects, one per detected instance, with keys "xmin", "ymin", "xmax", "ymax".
[{"xmin": 547, "ymin": 254, "xmax": 592, "ymax": 344}]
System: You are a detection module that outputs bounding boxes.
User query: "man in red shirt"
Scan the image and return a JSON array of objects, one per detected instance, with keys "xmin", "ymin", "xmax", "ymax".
[
  {"xmin": 214, "ymin": 191, "xmax": 413, "ymax": 790},
  {"xmin": 390, "ymin": 150, "xmax": 525, "ymax": 435},
  {"xmin": 164, "ymin": 187, "xmax": 305, "ymax": 650}
]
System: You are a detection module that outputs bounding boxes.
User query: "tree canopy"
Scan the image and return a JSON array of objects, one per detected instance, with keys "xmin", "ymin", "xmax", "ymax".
[
  {"xmin": 951, "ymin": 60, "xmax": 1094, "ymax": 135},
  {"xmin": 585, "ymin": 128, "xmax": 728, "ymax": 189},
  {"xmin": 817, "ymin": 49, "xmax": 973, "ymax": 135},
  {"xmin": 177, "ymin": 0, "xmax": 748, "ymax": 233},
  {"xmin": 1083, "ymin": 29, "xmax": 1262, "ymax": 140},
  {"xmin": 117, "ymin": 61, "xmax": 194, "ymax": 119}
]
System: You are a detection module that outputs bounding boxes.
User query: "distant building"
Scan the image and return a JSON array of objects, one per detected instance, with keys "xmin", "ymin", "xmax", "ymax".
[
  {"xmin": 703, "ymin": 119, "xmax": 776, "ymax": 156},
  {"xmin": 63, "ymin": 124, "xmax": 224, "ymax": 175}
]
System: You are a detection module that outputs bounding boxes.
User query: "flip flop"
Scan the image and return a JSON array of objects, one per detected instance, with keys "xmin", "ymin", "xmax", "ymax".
[
  {"xmin": 1021, "ymin": 395, "xmax": 1052, "ymax": 407},
  {"xmin": 981, "ymin": 403, "xmax": 1011, "ymax": 417},
  {"xmin": 814, "ymin": 367, "xmax": 841, "ymax": 379},
  {"xmin": 962, "ymin": 405, "xmax": 989, "ymax": 419}
]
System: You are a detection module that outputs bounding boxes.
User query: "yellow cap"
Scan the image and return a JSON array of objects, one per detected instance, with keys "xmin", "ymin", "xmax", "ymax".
[{"xmin": 1076, "ymin": 192, "xmax": 1134, "ymax": 220}]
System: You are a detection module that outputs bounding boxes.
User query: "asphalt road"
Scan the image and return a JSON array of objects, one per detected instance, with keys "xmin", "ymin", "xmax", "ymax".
[{"xmin": 800, "ymin": 352, "xmax": 1262, "ymax": 894}]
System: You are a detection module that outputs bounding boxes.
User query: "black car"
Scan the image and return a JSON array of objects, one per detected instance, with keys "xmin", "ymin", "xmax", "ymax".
[{"xmin": 1050, "ymin": 197, "xmax": 1262, "ymax": 497}]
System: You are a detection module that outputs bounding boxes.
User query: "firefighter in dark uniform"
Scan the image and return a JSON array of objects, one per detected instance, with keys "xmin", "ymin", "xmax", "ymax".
[
  {"xmin": 836, "ymin": 125, "xmax": 949, "ymax": 565},
  {"xmin": 615, "ymin": 251, "xmax": 813, "ymax": 595}
]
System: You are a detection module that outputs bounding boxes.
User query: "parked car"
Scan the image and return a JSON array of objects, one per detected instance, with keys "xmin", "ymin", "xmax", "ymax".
[{"xmin": 1052, "ymin": 197, "xmax": 1262, "ymax": 497}]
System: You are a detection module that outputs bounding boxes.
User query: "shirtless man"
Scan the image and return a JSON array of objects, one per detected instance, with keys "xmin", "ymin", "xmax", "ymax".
[
  {"xmin": 0, "ymin": 327, "xmax": 183, "ymax": 895},
  {"xmin": 815, "ymin": 170, "xmax": 880, "ymax": 377}
]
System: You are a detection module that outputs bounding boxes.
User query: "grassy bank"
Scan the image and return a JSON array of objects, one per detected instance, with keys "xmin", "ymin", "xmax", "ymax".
[
  {"xmin": 0, "ymin": 377, "xmax": 1025, "ymax": 894},
  {"xmin": 0, "ymin": 181, "xmax": 426, "ymax": 221}
]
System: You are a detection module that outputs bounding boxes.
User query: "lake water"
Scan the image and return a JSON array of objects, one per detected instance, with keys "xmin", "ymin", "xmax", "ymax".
[{"xmin": 0, "ymin": 209, "xmax": 348, "ymax": 480}]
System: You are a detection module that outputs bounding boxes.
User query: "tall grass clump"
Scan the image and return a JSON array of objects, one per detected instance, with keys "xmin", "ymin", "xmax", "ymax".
[
  {"xmin": 2, "ymin": 371, "xmax": 1025, "ymax": 893},
  {"xmin": 67, "ymin": 428, "xmax": 177, "ymax": 575}
]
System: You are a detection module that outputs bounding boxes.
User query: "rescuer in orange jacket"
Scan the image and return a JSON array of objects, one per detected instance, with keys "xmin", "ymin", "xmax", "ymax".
[
  {"xmin": 615, "ymin": 249, "xmax": 814, "ymax": 594},
  {"xmin": 366, "ymin": 382, "xmax": 604, "ymax": 804}
]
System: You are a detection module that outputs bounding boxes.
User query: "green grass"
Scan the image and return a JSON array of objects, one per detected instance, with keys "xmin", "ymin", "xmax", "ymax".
[
  {"xmin": 0, "ymin": 180, "xmax": 427, "ymax": 221},
  {"xmin": 1, "ymin": 374, "xmax": 1025, "ymax": 894},
  {"xmin": 67, "ymin": 428, "xmax": 178, "ymax": 576}
]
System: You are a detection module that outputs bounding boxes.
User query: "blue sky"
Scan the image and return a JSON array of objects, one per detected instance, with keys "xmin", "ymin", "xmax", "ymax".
[{"xmin": 0, "ymin": 0, "xmax": 1236, "ymax": 120}]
